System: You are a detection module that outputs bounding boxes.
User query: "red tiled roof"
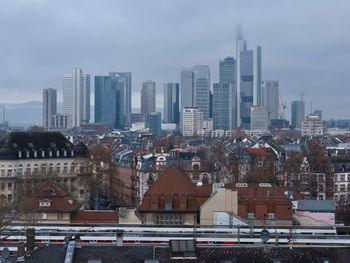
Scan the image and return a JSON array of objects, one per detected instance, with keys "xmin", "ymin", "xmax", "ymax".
[
  {"xmin": 139, "ymin": 164, "xmax": 212, "ymax": 212},
  {"xmin": 71, "ymin": 210, "xmax": 118, "ymax": 224},
  {"xmin": 28, "ymin": 181, "xmax": 81, "ymax": 212},
  {"xmin": 246, "ymin": 148, "xmax": 269, "ymax": 157}
]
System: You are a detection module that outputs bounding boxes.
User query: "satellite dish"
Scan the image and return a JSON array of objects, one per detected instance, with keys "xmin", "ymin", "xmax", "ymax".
[
  {"xmin": 260, "ymin": 229, "xmax": 270, "ymax": 243},
  {"xmin": 1, "ymin": 247, "xmax": 10, "ymax": 259}
]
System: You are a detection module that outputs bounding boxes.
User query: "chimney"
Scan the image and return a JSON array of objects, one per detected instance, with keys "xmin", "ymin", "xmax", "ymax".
[{"xmin": 26, "ymin": 228, "xmax": 35, "ymax": 253}]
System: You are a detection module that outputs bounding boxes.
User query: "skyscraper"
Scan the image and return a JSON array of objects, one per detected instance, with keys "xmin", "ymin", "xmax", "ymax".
[
  {"xmin": 219, "ymin": 56, "xmax": 236, "ymax": 85},
  {"xmin": 180, "ymin": 68, "xmax": 194, "ymax": 111},
  {"xmin": 213, "ymin": 83, "xmax": 235, "ymax": 130},
  {"xmin": 141, "ymin": 80, "xmax": 156, "ymax": 115},
  {"xmin": 109, "ymin": 72, "xmax": 132, "ymax": 126},
  {"xmin": 63, "ymin": 68, "xmax": 90, "ymax": 127},
  {"xmin": 236, "ymin": 33, "xmax": 262, "ymax": 129},
  {"xmin": 193, "ymin": 65, "xmax": 210, "ymax": 120},
  {"xmin": 163, "ymin": 83, "xmax": 179, "ymax": 125},
  {"xmin": 95, "ymin": 74, "xmax": 124, "ymax": 129},
  {"xmin": 261, "ymin": 80, "xmax": 279, "ymax": 120},
  {"xmin": 43, "ymin": 88, "xmax": 57, "ymax": 129},
  {"xmin": 291, "ymin": 100, "xmax": 305, "ymax": 128}
]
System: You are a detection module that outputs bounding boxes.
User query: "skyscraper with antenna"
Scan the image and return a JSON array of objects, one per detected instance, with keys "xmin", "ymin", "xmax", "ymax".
[{"xmin": 235, "ymin": 25, "xmax": 262, "ymax": 129}]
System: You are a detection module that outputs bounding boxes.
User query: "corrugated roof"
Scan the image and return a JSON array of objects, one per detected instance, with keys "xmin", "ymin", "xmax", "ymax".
[{"xmin": 297, "ymin": 200, "xmax": 336, "ymax": 212}]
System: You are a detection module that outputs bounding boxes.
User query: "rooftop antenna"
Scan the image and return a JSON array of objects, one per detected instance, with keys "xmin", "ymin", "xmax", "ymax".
[
  {"xmin": 2, "ymin": 106, "xmax": 5, "ymax": 123},
  {"xmin": 229, "ymin": 41, "xmax": 232, "ymax": 57}
]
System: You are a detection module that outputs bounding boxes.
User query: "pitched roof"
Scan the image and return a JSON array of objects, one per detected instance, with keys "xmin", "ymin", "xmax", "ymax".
[
  {"xmin": 139, "ymin": 164, "xmax": 212, "ymax": 212},
  {"xmin": 297, "ymin": 200, "xmax": 336, "ymax": 212},
  {"xmin": 28, "ymin": 181, "xmax": 81, "ymax": 212},
  {"xmin": 71, "ymin": 210, "xmax": 118, "ymax": 224}
]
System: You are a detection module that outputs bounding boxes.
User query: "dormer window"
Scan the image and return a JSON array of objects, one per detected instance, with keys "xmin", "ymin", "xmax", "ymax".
[
  {"xmin": 71, "ymin": 150, "xmax": 74, "ymax": 157},
  {"xmin": 57, "ymin": 150, "xmax": 60, "ymax": 157},
  {"xmin": 34, "ymin": 151, "xmax": 37, "ymax": 158},
  {"xmin": 39, "ymin": 200, "xmax": 51, "ymax": 207},
  {"xmin": 26, "ymin": 151, "xmax": 30, "ymax": 158},
  {"xmin": 42, "ymin": 150, "xmax": 45, "ymax": 158},
  {"xmin": 18, "ymin": 151, "xmax": 22, "ymax": 158},
  {"xmin": 49, "ymin": 151, "xmax": 52, "ymax": 157},
  {"xmin": 64, "ymin": 150, "xmax": 67, "ymax": 157}
]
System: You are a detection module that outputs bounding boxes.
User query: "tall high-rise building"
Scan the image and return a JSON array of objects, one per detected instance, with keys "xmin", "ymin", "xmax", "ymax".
[
  {"xmin": 193, "ymin": 65, "xmax": 210, "ymax": 120},
  {"xmin": 141, "ymin": 80, "xmax": 156, "ymax": 115},
  {"xmin": 261, "ymin": 80, "xmax": 279, "ymax": 121},
  {"xmin": 163, "ymin": 83, "xmax": 179, "ymax": 125},
  {"xmin": 219, "ymin": 56, "xmax": 236, "ymax": 85},
  {"xmin": 236, "ymin": 33, "xmax": 261, "ymax": 130},
  {"xmin": 182, "ymin": 107, "xmax": 203, "ymax": 136},
  {"xmin": 63, "ymin": 68, "xmax": 90, "ymax": 127},
  {"xmin": 43, "ymin": 88, "xmax": 57, "ymax": 129},
  {"xmin": 213, "ymin": 83, "xmax": 236, "ymax": 130},
  {"xmin": 291, "ymin": 100, "xmax": 305, "ymax": 128},
  {"xmin": 250, "ymin": 106, "xmax": 268, "ymax": 131},
  {"xmin": 180, "ymin": 68, "xmax": 194, "ymax": 110},
  {"xmin": 95, "ymin": 74, "xmax": 124, "ymax": 129},
  {"xmin": 109, "ymin": 72, "xmax": 132, "ymax": 126}
]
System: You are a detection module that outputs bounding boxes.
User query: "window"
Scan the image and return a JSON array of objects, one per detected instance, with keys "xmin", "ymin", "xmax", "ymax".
[
  {"xmin": 80, "ymin": 189, "xmax": 84, "ymax": 198},
  {"xmin": 8, "ymin": 183, "xmax": 12, "ymax": 191},
  {"xmin": 26, "ymin": 164, "xmax": 31, "ymax": 175},
  {"xmin": 40, "ymin": 200, "xmax": 51, "ymax": 207},
  {"xmin": 34, "ymin": 164, "xmax": 39, "ymax": 174},
  {"xmin": 49, "ymin": 163, "xmax": 54, "ymax": 173},
  {"xmin": 165, "ymin": 202, "xmax": 172, "ymax": 211},
  {"xmin": 56, "ymin": 163, "xmax": 61, "ymax": 173},
  {"xmin": 41, "ymin": 164, "xmax": 46, "ymax": 174},
  {"xmin": 248, "ymin": 213, "xmax": 255, "ymax": 219},
  {"xmin": 18, "ymin": 164, "xmax": 23, "ymax": 175},
  {"xmin": 268, "ymin": 213, "xmax": 275, "ymax": 219},
  {"xmin": 42, "ymin": 212, "xmax": 47, "ymax": 220},
  {"xmin": 1, "ymin": 167, "xmax": 4, "ymax": 177},
  {"xmin": 57, "ymin": 213, "xmax": 63, "ymax": 220},
  {"xmin": 1, "ymin": 183, "xmax": 5, "ymax": 190},
  {"xmin": 63, "ymin": 163, "xmax": 68, "ymax": 173}
]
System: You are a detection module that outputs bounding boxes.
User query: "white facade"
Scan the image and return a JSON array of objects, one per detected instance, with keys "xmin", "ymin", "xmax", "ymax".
[
  {"xmin": 302, "ymin": 114, "xmax": 325, "ymax": 137},
  {"xmin": 63, "ymin": 68, "xmax": 90, "ymax": 127},
  {"xmin": 182, "ymin": 107, "xmax": 203, "ymax": 136},
  {"xmin": 250, "ymin": 106, "xmax": 268, "ymax": 131}
]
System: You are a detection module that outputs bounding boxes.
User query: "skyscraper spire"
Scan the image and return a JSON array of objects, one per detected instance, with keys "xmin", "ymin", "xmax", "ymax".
[{"xmin": 236, "ymin": 23, "xmax": 243, "ymax": 40}]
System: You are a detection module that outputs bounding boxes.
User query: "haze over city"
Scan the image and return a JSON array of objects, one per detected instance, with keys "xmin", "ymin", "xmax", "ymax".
[{"xmin": 0, "ymin": 0, "xmax": 350, "ymax": 120}]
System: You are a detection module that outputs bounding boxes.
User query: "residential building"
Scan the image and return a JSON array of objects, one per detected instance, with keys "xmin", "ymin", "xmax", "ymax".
[
  {"xmin": 109, "ymin": 72, "xmax": 132, "ymax": 126},
  {"xmin": 261, "ymin": 80, "xmax": 279, "ymax": 121},
  {"xmin": 63, "ymin": 68, "xmax": 90, "ymax": 127},
  {"xmin": 236, "ymin": 33, "xmax": 261, "ymax": 129},
  {"xmin": 51, "ymin": 113, "xmax": 72, "ymax": 130},
  {"xmin": 193, "ymin": 65, "xmax": 210, "ymax": 120},
  {"xmin": 163, "ymin": 83, "xmax": 179, "ymax": 125},
  {"xmin": 147, "ymin": 112, "xmax": 161, "ymax": 134},
  {"xmin": 182, "ymin": 107, "xmax": 203, "ymax": 136},
  {"xmin": 291, "ymin": 100, "xmax": 305, "ymax": 128},
  {"xmin": 0, "ymin": 132, "xmax": 90, "ymax": 206},
  {"xmin": 141, "ymin": 80, "xmax": 156, "ymax": 114},
  {"xmin": 302, "ymin": 114, "xmax": 326, "ymax": 137},
  {"xmin": 138, "ymin": 164, "xmax": 212, "ymax": 225},
  {"xmin": 42, "ymin": 88, "xmax": 57, "ymax": 129},
  {"xmin": 250, "ymin": 106, "xmax": 268, "ymax": 131},
  {"xmin": 213, "ymin": 83, "xmax": 235, "ymax": 130},
  {"xmin": 95, "ymin": 74, "xmax": 124, "ymax": 129}
]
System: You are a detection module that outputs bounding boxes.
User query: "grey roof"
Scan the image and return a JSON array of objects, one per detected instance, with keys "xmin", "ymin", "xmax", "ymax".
[{"xmin": 297, "ymin": 200, "xmax": 336, "ymax": 212}]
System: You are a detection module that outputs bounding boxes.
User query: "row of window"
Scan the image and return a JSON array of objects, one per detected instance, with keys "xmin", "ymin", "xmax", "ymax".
[
  {"xmin": 155, "ymin": 214, "xmax": 184, "ymax": 225},
  {"xmin": 0, "ymin": 163, "xmax": 89, "ymax": 176}
]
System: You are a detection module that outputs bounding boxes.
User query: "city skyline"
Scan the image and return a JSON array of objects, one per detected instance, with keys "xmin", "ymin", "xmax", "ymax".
[{"xmin": 0, "ymin": 1, "xmax": 349, "ymax": 120}]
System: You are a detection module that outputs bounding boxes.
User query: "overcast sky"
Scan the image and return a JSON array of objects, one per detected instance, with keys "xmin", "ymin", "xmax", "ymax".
[{"xmin": 0, "ymin": 0, "xmax": 349, "ymax": 120}]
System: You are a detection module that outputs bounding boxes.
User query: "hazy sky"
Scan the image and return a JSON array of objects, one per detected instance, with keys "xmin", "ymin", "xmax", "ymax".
[{"xmin": 0, "ymin": 0, "xmax": 349, "ymax": 120}]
